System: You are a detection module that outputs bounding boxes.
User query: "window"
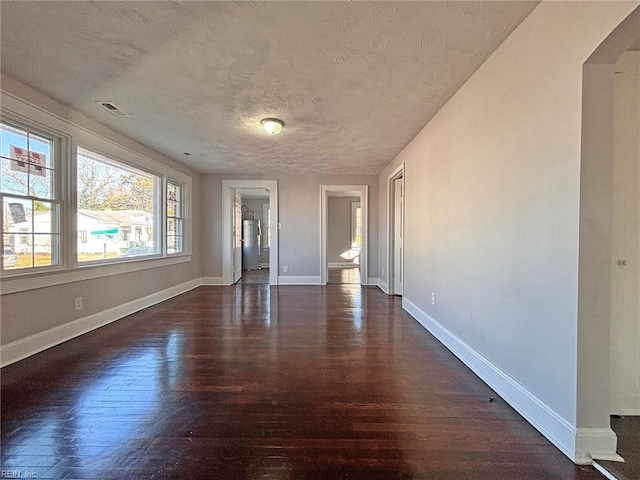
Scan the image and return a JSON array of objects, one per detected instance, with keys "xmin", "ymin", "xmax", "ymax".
[
  {"xmin": 1, "ymin": 121, "xmax": 60, "ymax": 270},
  {"xmin": 77, "ymin": 147, "xmax": 158, "ymax": 262},
  {"xmin": 166, "ymin": 181, "xmax": 183, "ymax": 254},
  {"xmin": 1, "ymin": 99, "xmax": 192, "ymax": 291},
  {"xmin": 351, "ymin": 202, "xmax": 362, "ymax": 249}
]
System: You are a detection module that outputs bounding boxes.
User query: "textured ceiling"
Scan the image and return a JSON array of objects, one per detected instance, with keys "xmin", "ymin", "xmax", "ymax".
[{"xmin": 0, "ymin": 1, "xmax": 538, "ymax": 174}]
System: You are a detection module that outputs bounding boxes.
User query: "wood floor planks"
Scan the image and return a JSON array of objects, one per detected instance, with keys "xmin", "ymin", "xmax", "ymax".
[{"xmin": 1, "ymin": 284, "xmax": 604, "ymax": 479}]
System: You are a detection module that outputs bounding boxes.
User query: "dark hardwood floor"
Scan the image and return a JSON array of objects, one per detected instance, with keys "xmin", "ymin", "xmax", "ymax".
[
  {"xmin": 597, "ymin": 415, "xmax": 640, "ymax": 480},
  {"xmin": 1, "ymin": 285, "xmax": 604, "ymax": 479},
  {"xmin": 328, "ymin": 266, "xmax": 361, "ymax": 284},
  {"xmin": 240, "ymin": 268, "xmax": 269, "ymax": 284}
]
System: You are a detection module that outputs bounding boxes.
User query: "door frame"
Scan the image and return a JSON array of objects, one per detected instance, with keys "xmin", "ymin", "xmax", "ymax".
[
  {"xmin": 320, "ymin": 184, "xmax": 368, "ymax": 285},
  {"xmin": 386, "ymin": 163, "xmax": 405, "ymax": 295},
  {"xmin": 222, "ymin": 180, "xmax": 278, "ymax": 285}
]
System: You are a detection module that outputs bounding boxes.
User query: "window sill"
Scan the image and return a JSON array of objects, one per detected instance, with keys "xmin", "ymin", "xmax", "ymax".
[{"xmin": 0, "ymin": 254, "xmax": 192, "ymax": 295}]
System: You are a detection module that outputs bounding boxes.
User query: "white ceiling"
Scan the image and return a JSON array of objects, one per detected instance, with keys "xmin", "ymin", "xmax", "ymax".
[{"xmin": 0, "ymin": 1, "xmax": 538, "ymax": 175}]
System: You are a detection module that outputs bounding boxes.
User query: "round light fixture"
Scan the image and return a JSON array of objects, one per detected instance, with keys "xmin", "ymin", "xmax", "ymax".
[{"xmin": 261, "ymin": 118, "xmax": 284, "ymax": 135}]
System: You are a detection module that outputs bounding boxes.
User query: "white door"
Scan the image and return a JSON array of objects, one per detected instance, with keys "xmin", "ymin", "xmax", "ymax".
[
  {"xmin": 393, "ymin": 177, "xmax": 404, "ymax": 295},
  {"xmin": 233, "ymin": 190, "xmax": 243, "ymax": 283}
]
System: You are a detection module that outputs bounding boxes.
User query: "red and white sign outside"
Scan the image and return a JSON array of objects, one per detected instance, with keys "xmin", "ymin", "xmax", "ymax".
[{"xmin": 9, "ymin": 146, "xmax": 47, "ymax": 177}]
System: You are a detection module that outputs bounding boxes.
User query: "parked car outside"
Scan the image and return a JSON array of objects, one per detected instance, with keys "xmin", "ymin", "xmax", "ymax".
[
  {"xmin": 3, "ymin": 247, "xmax": 18, "ymax": 268},
  {"xmin": 121, "ymin": 246, "xmax": 155, "ymax": 257}
]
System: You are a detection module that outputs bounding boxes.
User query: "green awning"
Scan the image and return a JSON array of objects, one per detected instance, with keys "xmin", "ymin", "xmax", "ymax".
[{"xmin": 90, "ymin": 228, "xmax": 118, "ymax": 235}]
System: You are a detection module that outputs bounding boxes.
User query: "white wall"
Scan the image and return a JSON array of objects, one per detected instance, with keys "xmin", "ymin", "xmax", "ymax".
[
  {"xmin": 201, "ymin": 174, "xmax": 378, "ymax": 282},
  {"xmin": 377, "ymin": 1, "xmax": 638, "ymax": 463},
  {"xmin": 610, "ymin": 50, "xmax": 640, "ymax": 415},
  {"xmin": 0, "ymin": 76, "xmax": 202, "ymax": 352},
  {"xmin": 327, "ymin": 196, "xmax": 359, "ymax": 265}
]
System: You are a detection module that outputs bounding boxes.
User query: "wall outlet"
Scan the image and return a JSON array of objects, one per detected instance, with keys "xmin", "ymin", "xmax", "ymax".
[
  {"xmin": 75, "ymin": 297, "xmax": 83, "ymax": 311},
  {"xmin": 431, "ymin": 292, "xmax": 436, "ymax": 306},
  {"xmin": 381, "ymin": 268, "xmax": 385, "ymax": 276},
  {"xmin": 283, "ymin": 266, "xmax": 288, "ymax": 273}
]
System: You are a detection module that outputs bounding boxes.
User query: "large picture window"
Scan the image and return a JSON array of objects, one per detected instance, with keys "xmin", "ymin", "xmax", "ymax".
[
  {"xmin": 1, "ymin": 121, "xmax": 60, "ymax": 271},
  {"xmin": 77, "ymin": 147, "xmax": 159, "ymax": 262}
]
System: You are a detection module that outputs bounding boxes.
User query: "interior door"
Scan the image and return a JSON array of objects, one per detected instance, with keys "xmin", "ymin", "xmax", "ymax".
[
  {"xmin": 233, "ymin": 190, "xmax": 243, "ymax": 283},
  {"xmin": 393, "ymin": 177, "xmax": 404, "ymax": 295}
]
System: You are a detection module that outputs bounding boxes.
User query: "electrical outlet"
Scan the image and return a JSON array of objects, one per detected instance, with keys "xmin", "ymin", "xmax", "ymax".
[
  {"xmin": 283, "ymin": 266, "xmax": 288, "ymax": 273},
  {"xmin": 75, "ymin": 297, "xmax": 83, "ymax": 311},
  {"xmin": 431, "ymin": 292, "xmax": 436, "ymax": 306},
  {"xmin": 381, "ymin": 268, "xmax": 385, "ymax": 276}
]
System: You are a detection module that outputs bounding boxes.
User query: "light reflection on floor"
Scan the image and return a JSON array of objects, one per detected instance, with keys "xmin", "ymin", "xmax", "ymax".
[{"xmin": 328, "ymin": 266, "xmax": 361, "ymax": 284}]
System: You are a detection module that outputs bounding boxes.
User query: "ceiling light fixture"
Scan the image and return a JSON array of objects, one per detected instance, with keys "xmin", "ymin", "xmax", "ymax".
[{"xmin": 261, "ymin": 118, "xmax": 284, "ymax": 135}]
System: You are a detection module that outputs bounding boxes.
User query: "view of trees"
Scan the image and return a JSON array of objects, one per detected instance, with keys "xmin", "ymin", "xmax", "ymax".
[{"xmin": 77, "ymin": 156, "xmax": 155, "ymax": 212}]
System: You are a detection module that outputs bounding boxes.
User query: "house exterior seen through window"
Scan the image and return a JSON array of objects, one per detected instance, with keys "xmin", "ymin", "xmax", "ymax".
[
  {"xmin": 1, "ymin": 121, "xmax": 60, "ymax": 270},
  {"xmin": 76, "ymin": 147, "xmax": 158, "ymax": 262}
]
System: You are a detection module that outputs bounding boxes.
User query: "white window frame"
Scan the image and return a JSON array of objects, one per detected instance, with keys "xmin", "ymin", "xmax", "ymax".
[
  {"xmin": 1, "ymin": 115, "xmax": 67, "ymax": 275},
  {"xmin": 75, "ymin": 145, "xmax": 162, "ymax": 265},
  {"xmin": 166, "ymin": 179, "xmax": 185, "ymax": 255},
  {"xmin": 0, "ymin": 90, "xmax": 192, "ymax": 295}
]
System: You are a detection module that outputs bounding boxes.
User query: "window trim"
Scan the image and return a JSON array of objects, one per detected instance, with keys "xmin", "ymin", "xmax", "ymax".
[
  {"xmin": 166, "ymin": 179, "xmax": 185, "ymax": 255},
  {"xmin": 1, "ymin": 114, "xmax": 68, "ymax": 274},
  {"xmin": 0, "ymin": 89, "xmax": 193, "ymax": 293},
  {"xmin": 75, "ymin": 144, "xmax": 162, "ymax": 266}
]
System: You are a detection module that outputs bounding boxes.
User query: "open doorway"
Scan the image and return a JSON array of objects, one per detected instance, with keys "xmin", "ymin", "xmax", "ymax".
[
  {"xmin": 320, "ymin": 185, "xmax": 368, "ymax": 286},
  {"xmin": 386, "ymin": 164, "xmax": 404, "ymax": 295},
  {"xmin": 238, "ymin": 189, "xmax": 271, "ymax": 285},
  {"xmin": 576, "ymin": 5, "xmax": 639, "ymax": 473},
  {"xmin": 326, "ymin": 193, "xmax": 362, "ymax": 284},
  {"xmin": 598, "ymin": 34, "xmax": 640, "ymax": 480},
  {"xmin": 222, "ymin": 180, "xmax": 278, "ymax": 286}
]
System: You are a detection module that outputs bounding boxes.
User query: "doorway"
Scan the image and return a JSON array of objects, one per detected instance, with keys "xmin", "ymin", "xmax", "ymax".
[
  {"xmin": 326, "ymin": 193, "xmax": 362, "ymax": 284},
  {"xmin": 222, "ymin": 180, "xmax": 278, "ymax": 286},
  {"xmin": 320, "ymin": 185, "xmax": 368, "ymax": 286},
  {"xmin": 387, "ymin": 164, "xmax": 404, "ymax": 295},
  {"xmin": 238, "ymin": 189, "xmax": 271, "ymax": 285},
  {"xmin": 576, "ymin": 5, "xmax": 639, "ymax": 468}
]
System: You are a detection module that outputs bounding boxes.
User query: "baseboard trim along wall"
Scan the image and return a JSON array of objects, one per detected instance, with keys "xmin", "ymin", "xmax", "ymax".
[
  {"xmin": 201, "ymin": 277, "xmax": 223, "ymax": 285},
  {"xmin": 277, "ymin": 276, "xmax": 322, "ymax": 285},
  {"xmin": 402, "ymin": 297, "xmax": 621, "ymax": 465},
  {"xmin": 0, "ymin": 278, "xmax": 202, "ymax": 368},
  {"xmin": 377, "ymin": 279, "xmax": 389, "ymax": 294}
]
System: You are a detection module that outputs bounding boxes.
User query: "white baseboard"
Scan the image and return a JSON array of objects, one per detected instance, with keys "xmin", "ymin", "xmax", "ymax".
[
  {"xmin": 402, "ymin": 297, "xmax": 619, "ymax": 465},
  {"xmin": 366, "ymin": 278, "xmax": 379, "ymax": 286},
  {"xmin": 377, "ymin": 279, "xmax": 389, "ymax": 294},
  {"xmin": 259, "ymin": 263, "xmax": 269, "ymax": 268},
  {"xmin": 0, "ymin": 278, "xmax": 202, "ymax": 368},
  {"xmin": 620, "ymin": 409, "xmax": 640, "ymax": 416},
  {"xmin": 277, "ymin": 276, "xmax": 322, "ymax": 285},
  {"xmin": 201, "ymin": 277, "xmax": 223, "ymax": 285},
  {"xmin": 576, "ymin": 428, "xmax": 623, "ymax": 463}
]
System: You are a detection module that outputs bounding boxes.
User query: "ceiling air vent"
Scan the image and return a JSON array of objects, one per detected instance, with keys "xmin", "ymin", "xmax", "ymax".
[{"xmin": 96, "ymin": 101, "xmax": 130, "ymax": 118}]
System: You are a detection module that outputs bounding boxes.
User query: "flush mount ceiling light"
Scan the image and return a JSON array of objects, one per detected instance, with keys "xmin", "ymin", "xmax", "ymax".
[{"xmin": 261, "ymin": 118, "xmax": 284, "ymax": 135}]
